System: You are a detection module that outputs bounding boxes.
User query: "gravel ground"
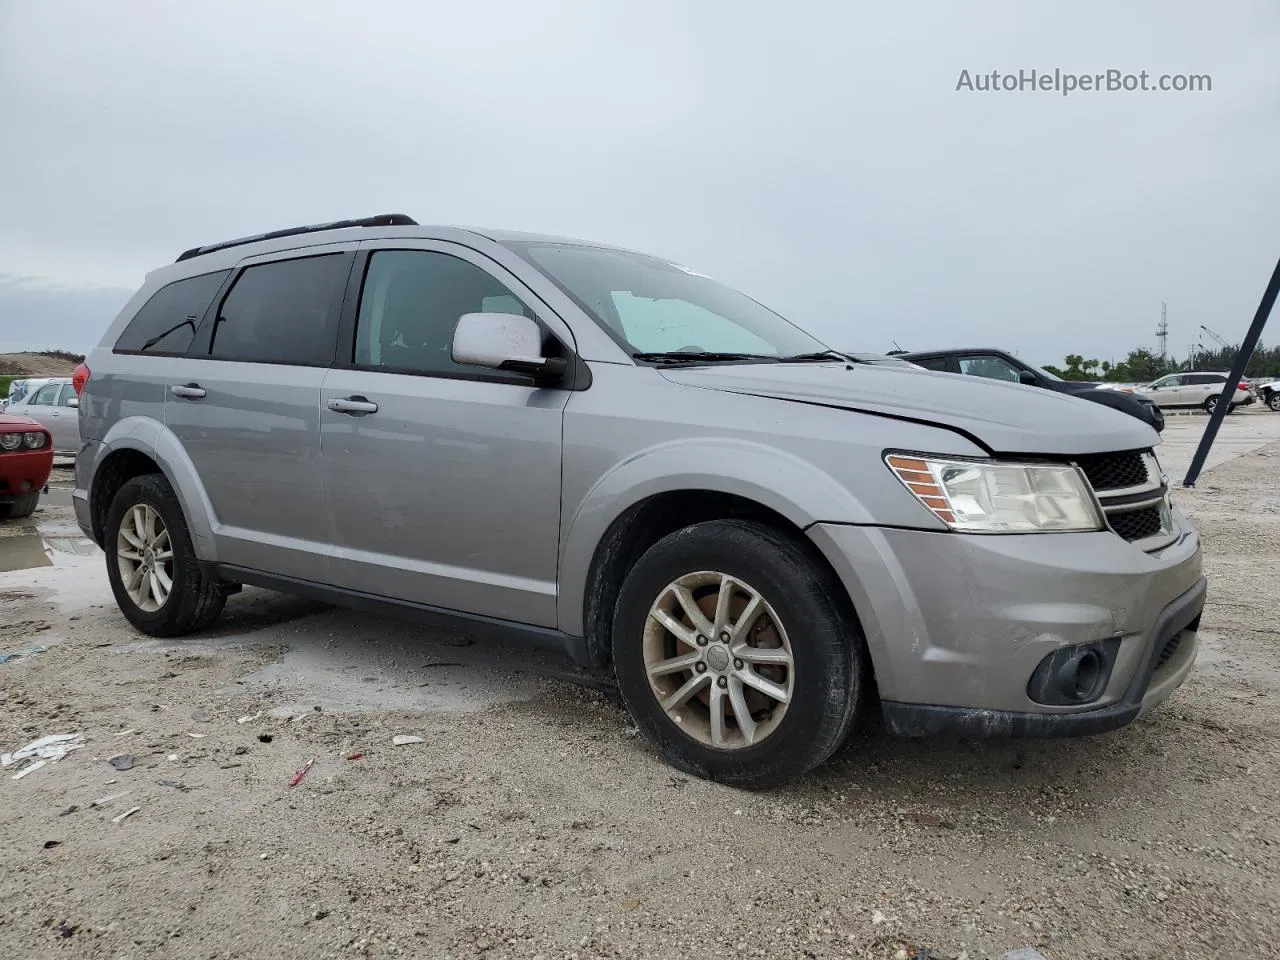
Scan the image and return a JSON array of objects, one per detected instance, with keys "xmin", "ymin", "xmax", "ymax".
[{"xmin": 1, "ymin": 440, "xmax": 1278, "ymax": 960}]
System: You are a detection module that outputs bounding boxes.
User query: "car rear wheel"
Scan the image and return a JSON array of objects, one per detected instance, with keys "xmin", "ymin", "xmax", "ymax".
[
  {"xmin": 1268, "ymin": 392, "xmax": 1280, "ymax": 412},
  {"xmin": 0, "ymin": 492, "xmax": 39, "ymax": 520},
  {"xmin": 1203, "ymin": 396, "xmax": 1236, "ymax": 414},
  {"xmin": 105, "ymin": 474, "xmax": 225, "ymax": 637},
  {"xmin": 611, "ymin": 519, "xmax": 862, "ymax": 788}
]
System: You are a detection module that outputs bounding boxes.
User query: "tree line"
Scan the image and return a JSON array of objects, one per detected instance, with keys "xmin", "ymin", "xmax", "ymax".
[{"xmin": 1041, "ymin": 343, "xmax": 1280, "ymax": 383}]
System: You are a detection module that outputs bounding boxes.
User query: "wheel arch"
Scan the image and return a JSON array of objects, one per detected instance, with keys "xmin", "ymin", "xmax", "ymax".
[{"xmin": 88, "ymin": 418, "xmax": 218, "ymax": 559}]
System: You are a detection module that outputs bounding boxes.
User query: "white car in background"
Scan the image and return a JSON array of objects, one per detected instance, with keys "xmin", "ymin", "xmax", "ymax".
[
  {"xmin": 4, "ymin": 377, "xmax": 80, "ymax": 455},
  {"xmin": 1259, "ymin": 379, "xmax": 1280, "ymax": 412},
  {"xmin": 1133, "ymin": 371, "xmax": 1253, "ymax": 414}
]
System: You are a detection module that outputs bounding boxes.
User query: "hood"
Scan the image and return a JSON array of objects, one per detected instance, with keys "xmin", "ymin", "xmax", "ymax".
[
  {"xmin": 0, "ymin": 413, "xmax": 40, "ymax": 429},
  {"xmin": 660, "ymin": 363, "xmax": 1158, "ymax": 455}
]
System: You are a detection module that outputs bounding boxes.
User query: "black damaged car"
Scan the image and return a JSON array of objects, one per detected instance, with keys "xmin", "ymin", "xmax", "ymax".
[{"xmin": 895, "ymin": 347, "xmax": 1165, "ymax": 433}]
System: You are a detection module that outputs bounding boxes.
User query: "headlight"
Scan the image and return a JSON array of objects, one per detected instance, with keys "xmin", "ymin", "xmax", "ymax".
[
  {"xmin": 886, "ymin": 453, "xmax": 1103, "ymax": 533},
  {"xmin": 23, "ymin": 432, "xmax": 47, "ymax": 449},
  {"xmin": 0, "ymin": 433, "xmax": 20, "ymax": 451}
]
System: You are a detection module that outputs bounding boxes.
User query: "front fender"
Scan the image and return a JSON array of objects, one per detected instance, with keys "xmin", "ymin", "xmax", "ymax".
[
  {"xmin": 556, "ymin": 437, "xmax": 873, "ymax": 636},
  {"xmin": 94, "ymin": 417, "xmax": 220, "ymax": 561}
]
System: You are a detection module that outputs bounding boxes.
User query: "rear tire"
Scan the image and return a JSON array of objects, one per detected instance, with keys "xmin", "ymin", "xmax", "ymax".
[
  {"xmin": 611, "ymin": 519, "xmax": 862, "ymax": 789},
  {"xmin": 105, "ymin": 474, "xmax": 225, "ymax": 637},
  {"xmin": 1269, "ymin": 392, "xmax": 1280, "ymax": 412},
  {"xmin": 0, "ymin": 492, "xmax": 39, "ymax": 520}
]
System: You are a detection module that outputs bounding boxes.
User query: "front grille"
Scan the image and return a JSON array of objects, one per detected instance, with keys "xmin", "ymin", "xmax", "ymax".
[
  {"xmin": 1157, "ymin": 633, "xmax": 1182, "ymax": 667},
  {"xmin": 1109, "ymin": 506, "xmax": 1163, "ymax": 542},
  {"xmin": 1076, "ymin": 451, "xmax": 1150, "ymax": 491}
]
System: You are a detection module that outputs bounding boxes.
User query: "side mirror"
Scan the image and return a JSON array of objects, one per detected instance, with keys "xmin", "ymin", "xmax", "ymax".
[
  {"xmin": 452, "ymin": 313, "xmax": 567, "ymax": 380},
  {"xmin": 1017, "ymin": 371, "xmax": 1039, "ymax": 386},
  {"xmin": 66, "ymin": 397, "xmax": 79, "ymax": 408}
]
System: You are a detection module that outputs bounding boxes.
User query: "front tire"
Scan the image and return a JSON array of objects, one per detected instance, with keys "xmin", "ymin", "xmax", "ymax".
[
  {"xmin": 0, "ymin": 492, "xmax": 39, "ymax": 520},
  {"xmin": 105, "ymin": 474, "xmax": 225, "ymax": 637},
  {"xmin": 611, "ymin": 519, "xmax": 862, "ymax": 788},
  {"xmin": 1268, "ymin": 392, "xmax": 1280, "ymax": 412}
]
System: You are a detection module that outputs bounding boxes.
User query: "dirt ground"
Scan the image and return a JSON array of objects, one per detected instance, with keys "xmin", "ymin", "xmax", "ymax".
[{"xmin": 1, "ymin": 438, "xmax": 1278, "ymax": 960}]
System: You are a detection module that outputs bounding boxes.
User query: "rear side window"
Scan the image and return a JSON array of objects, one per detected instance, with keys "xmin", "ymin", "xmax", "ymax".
[
  {"xmin": 29, "ymin": 383, "xmax": 62, "ymax": 405},
  {"xmin": 911, "ymin": 356, "xmax": 950, "ymax": 372},
  {"xmin": 114, "ymin": 270, "xmax": 230, "ymax": 355},
  {"xmin": 209, "ymin": 254, "xmax": 349, "ymax": 365}
]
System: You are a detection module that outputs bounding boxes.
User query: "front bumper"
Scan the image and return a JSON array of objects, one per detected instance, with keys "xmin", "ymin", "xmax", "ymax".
[
  {"xmin": 0, "ymin": 448, "xmax": 54, "ymax": 502},
  {"xmin": 808, "ymin": 512, "xmax": 1204, "ymax": 737}
]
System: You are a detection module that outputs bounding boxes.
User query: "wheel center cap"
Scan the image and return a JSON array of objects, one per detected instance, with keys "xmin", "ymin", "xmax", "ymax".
[
  {"xmin": 705, "ymin": 645, "xmax": 731, "ymax": 673},
  {"xmin": 143, "ymin": 548, "xmax": 155, "ymax": 564}
]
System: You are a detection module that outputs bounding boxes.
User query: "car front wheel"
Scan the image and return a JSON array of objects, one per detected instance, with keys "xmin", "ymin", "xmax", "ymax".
[
  {"xmin": 611, "ymin": 519, "xmax": 863, "ymax": 788},
  {"xmin": 0, "ymin": 492, "xmax": 40, "ymax": 520},
  {"xmin": 105, "ymin": 474, "xmax": 226, "ymax": 637},
  {"xmin": 1268, "ymin": 392, "xmax": 1280, "ymax": 412}
]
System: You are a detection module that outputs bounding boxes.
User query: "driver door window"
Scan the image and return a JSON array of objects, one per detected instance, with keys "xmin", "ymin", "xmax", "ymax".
[{"xmin": 353, "ymin": 250, "xmax": 536, "ymax": 377}]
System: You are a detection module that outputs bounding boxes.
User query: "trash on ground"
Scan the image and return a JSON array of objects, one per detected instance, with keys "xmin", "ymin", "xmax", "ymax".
[
  {"xmin": 113, "ymin": 729, "xmax": 137, "ymax": 737},
  {"xmin": 108, "ymin": 754, "xmax": 134, "ymax": 771},
  {"xmin": 2, "ymin": 733, "xmax": 86, "ymax": 779},
  {"xmin": 43, "ymin": 840, "xmax": 61, "ymax": 849},
  {"xmin": 346, "ymin": 752, "xmax": 364, "ymax": 760},
  {"xmin": 90, "ymin": 791, "xmax": 130, "ymax": 808},
  {"xmin": 187, "ymin": 732, "xmax": 207, "ymax": 739},
  {"xmin": 392, "ymin": 735, "xmax": 425, "ymax": 746},
  {"xmin": 110, "ymin": 806, "xmax": 141, "ymax": 824},
  {"xmin": 257, "ymin": 734, "xmax": 273, "ymax": 744},
  {"xmin": 166, "ymin": 754, "xmax": 178, "ymax": 761},
  {"xmin": 0, "ymin": 643, "xmax": 49, "ymax": 664},
  {"xmin": 288, "ymin": 758, "xmax": 316, "ymax": 787},
  {"xmin": 236, "ymin": 712, "xmax": 262, "ymax": 724}
]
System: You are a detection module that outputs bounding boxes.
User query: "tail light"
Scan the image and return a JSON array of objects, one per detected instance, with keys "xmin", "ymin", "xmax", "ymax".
[{"xmin": 72, "ymin": 362, "xmax": 90, "ymax": 396}]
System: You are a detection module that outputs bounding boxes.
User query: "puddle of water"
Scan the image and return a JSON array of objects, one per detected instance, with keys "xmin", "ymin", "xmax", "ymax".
[{"xmin": 0, "ymin": 531, "xmax": 110, "ymax": 609}]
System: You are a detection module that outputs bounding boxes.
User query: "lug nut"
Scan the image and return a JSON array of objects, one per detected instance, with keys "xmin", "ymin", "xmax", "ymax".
[
  {"xmin": 734, "ymin": 659, "xmax": 743, "ymax": 670},
  {"xmin": 696, "ymin": 662, "xmax": 707, "ymax": 673},
  {"xmin": 719, "ymin": 632, "xmax": 730, "ymax": 643},
  {"xmin": 716, "ymin": 676, "xmax": 728, "ymax": 688},
  {"xmin": 696, "ymin": 635, "xmax": 708, "ymax": 646}
]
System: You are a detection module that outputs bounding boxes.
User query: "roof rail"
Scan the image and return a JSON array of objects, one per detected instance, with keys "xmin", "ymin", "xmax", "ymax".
[{"xmin": 174, "ymin": 213, "xmax": 419, "ymax": 263}]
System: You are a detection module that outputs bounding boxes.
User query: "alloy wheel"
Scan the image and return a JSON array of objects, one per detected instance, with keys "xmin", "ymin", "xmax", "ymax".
[
  {"xmin": 642, "ymin": 571, "xmax": 794, "ymax": 749},
  {"xmin": 116, "ymin": 503, "xmax": 174, "ymax": 612}
]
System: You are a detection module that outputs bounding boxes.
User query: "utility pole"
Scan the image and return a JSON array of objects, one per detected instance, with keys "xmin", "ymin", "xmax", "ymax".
[{"xmin": 1156, "ymin": 301, "xmax": 1168, "ymax": 360}]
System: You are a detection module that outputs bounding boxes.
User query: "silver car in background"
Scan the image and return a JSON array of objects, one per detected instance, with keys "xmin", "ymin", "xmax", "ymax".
[
  {"xmin": 6, "ymin": 377, "xmax": 79, "ymax": 455},
  {"xmin": 71, "ymin": 214, "xmax": 1206, "ymax": 787}
]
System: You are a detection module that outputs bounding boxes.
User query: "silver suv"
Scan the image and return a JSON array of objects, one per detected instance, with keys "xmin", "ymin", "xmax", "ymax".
[{"xmin": 72, "ymin": 214, "xmax": 1206, "ymax": 787}]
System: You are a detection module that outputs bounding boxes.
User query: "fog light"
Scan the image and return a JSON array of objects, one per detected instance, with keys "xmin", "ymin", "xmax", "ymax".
[{"xmin": 1027, "ymin": 638, "xmax": 1122, "ymax": 706}]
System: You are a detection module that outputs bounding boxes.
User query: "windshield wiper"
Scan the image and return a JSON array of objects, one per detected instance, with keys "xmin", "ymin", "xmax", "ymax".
[
  {"xmin": 777, "ymin": 350, "xmax": 853, "ymax": 363},
  {"xmin": 631, "ymin": 351, "xmax": 777, "ymax": 365}
]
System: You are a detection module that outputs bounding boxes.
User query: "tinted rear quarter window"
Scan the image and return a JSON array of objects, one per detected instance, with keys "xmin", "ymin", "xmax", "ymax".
[
  {"xmin": 209, "ymin": 254, "xmax": 349, "ymax": 365},
  {"xmin": 910, "ymin": 356, "xmax": 951, "ymax": 371},
  {"xmin": 114, "ymin": 270, "xmax": 231, "ymax": 355}
]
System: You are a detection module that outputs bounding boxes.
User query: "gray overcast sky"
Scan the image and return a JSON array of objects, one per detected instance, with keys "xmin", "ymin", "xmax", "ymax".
[{"xmin": 1, "ymin": 0, "xmax": 1277, "ymax": 366}]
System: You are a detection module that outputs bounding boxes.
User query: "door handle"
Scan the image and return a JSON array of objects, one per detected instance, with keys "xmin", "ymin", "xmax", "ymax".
[
  {"xmin": 327, "ymin": 396, "xmax": 379, "ymax": 415},
  {"xmin": 170, "ymin": 383, "xmax": 206, "ymax": 400}
]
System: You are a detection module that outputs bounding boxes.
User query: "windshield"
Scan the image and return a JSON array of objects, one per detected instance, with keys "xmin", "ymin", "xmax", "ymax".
[
  {"xmin": 506, "ymin": 242, "xmax": 828, "ymax": 359},
  {"xmin": 1025, "ymin": 362, "xmax": 1063, "ymax": 382}
]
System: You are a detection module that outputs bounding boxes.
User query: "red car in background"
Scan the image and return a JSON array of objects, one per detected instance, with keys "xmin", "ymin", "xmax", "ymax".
[{"xmin": 0, "ymin": 413, "xmax": 53, "ymax": 519}]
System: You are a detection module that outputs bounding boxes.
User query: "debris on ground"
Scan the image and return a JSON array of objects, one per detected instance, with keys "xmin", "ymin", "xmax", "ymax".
[
  {"xmin": 1003, "ymin": 950, "xmax": 1048, "ymax": 960},
  {"xmin": 346, "ymin": 752, "xmax": 364, "ymax": 760},
  {"xmin": 110, "ymin": 806, "xmax": 140, "ymax": 824},
  {"xmin": 288, "ymin": 759, "xmax": 316, "ymax": 786},
  {"xmin": 392, "ymin": 735, "xmax": 424, "ymax": 746},
  {"xmin": 236, "ymin": 712, "xmax": 262, "ymax": 724},
  {"xmin": 89, "ymin": 791, "xmax": 130, "ymax": 809},
  {"xmin": 2, "ymin": 733, "xmax": 86, "ymax": 779},
  {"xmin": 108, "ymin": 754, "xmax": 134, "ymax": 771},
  {"xmin": 257, "ymin": 734, "xmax": 273, "ymax": 744},
  {"xmin": 0, "ymin": 643, "xmax": 49, "ymax": 664},
  {"xmin": 157, "ymin": 779, "xmax": 191, "ymax": 792}
]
